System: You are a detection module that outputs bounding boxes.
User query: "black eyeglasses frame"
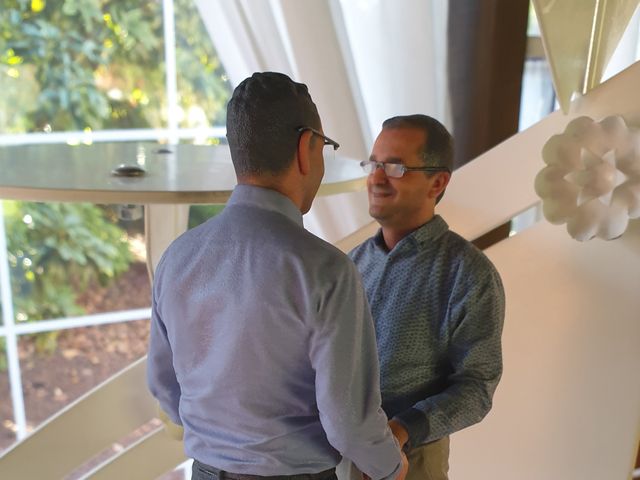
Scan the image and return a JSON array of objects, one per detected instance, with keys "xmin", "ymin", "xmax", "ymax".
[{"xmin": 297, "ymin": 126, "xmax": 340, "ymax": 151}]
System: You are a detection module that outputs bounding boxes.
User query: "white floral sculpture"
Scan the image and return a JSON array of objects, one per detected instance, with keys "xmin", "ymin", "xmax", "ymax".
[{"xmin": 535, "ymin": 115, "xmax": 640, "ymax": 241}]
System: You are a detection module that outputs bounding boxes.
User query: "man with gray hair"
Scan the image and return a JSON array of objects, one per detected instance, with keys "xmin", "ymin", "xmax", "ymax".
[{"xmin": 147, "ymin": 72, "xmax": 408, "ymax": 480}]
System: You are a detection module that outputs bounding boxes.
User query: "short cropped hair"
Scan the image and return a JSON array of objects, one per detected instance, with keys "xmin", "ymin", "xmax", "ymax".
[
  {"xmin": 226, "ymin": 72, "xmax": 321, "ymax": 177},
  {"xmin": 382, "ymin": 114, "xmax": 454, "ymax": 173}
]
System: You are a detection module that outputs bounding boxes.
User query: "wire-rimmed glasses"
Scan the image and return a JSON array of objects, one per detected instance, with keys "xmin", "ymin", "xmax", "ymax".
[{"xmin": 359, "ymin": 160, "xmax": 449, "ymax": 178}]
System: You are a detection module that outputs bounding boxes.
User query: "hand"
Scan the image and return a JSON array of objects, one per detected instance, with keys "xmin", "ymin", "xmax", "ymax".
[
  {"xmin": 396, "ymin": 451, "xmax": 409, "ymax": 480},
  {"xmin": 388, "ymin": 419, "xmax": 409, "ymax": 450}
]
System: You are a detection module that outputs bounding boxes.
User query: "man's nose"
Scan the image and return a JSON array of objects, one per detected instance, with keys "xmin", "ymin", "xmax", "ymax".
[{"xmin": 371, "ymin": 163, "xmax": 388, "ymax": 183}]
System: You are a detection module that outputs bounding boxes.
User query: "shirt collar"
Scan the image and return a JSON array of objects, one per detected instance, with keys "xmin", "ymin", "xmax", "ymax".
[
  {"xmin": 373, "ymin": 215, "xmax": 449, "ymax": 252},
  {"xmin": 411, "ymin": 215, "xmax": 449, "ymax": 245},
  {"xmin": 228, "ymin": 184, "xmax": 303, "ymax": 227}
]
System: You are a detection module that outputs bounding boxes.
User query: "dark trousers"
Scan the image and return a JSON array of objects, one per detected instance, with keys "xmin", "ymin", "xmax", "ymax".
[{"xmin": 192, "ymin": 460, "xmax": 337, "ymax": 480}]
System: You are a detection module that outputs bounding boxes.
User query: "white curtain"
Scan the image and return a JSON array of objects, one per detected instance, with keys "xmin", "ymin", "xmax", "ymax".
[{"xmin": 195, "ymin": 0, "xmax": 450, "ymax": 243}]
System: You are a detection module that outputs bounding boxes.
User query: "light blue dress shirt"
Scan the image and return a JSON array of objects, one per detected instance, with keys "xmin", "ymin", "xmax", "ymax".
[{"xmin": 147, "ymin": 185, "xmax": 402, "ymax": 479}]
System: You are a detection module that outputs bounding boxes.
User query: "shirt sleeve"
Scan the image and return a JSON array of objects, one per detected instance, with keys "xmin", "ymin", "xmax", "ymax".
[
  {"xmin": 393, "ymin": 259, "xmax": 505, "ymax": 448},
  {"xmin": 146, "ymin": 269, "xmax": 183, "ymax": 426},
  {"xmin": 309, "ymin": 260, "xmax": 403, "ymax": 480}
]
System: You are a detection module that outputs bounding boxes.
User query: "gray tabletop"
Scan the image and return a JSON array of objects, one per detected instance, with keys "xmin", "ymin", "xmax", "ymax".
[{"xmin": 0, "ymin": 143, "xmax": 366, "ymax": 204}]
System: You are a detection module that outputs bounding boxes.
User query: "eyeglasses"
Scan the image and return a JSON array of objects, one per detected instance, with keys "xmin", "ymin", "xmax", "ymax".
[
  {"xmin": 297, "ymin": 127, "xmax": 340, "ymax": 151},
  {"xmin": 359, "ymin": 160, "xmax": 449, "ymax": 178}
]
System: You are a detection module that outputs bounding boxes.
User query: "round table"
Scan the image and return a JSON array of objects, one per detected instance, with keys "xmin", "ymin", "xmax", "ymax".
[
  {"xmin": 0, "ymin": 141, "xmax": 367, "ymax": 273},
  {"xmin": 0, "ymin": 142, "xmax": 366, "ymax": 204}
]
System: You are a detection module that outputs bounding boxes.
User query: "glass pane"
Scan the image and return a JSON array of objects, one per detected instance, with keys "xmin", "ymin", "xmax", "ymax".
[
  {"xmin": 4, "ymin": 201, "xmax": 149, "ymax": 322},
  {"xmin": 188, "ymin": 204, "xmax": 225, "ymax": 230},
  {"xmin": 519, "ymin": 59, "xmax": 556, "ymax": 131},
  {"xmin": 0, "ymin": 0, "xmax": 166, "ymax": 134},
  {"xmin": 527, "ymin": 1, "xmax": 541, "ymax": 36},
  {"xmin": 66, "ymin": 417, "xmax": 164, "ymax": 480},
  {"xmin": 20, "ymin": 318, "xmax": 150, "ymax": 432},
  {"xmin": 0, "ymin": 346, "xmax": 16, "ymax": 454},
  {"xmin": 174, "ymin": 0, "xmax": 232, "ymax": 135}
]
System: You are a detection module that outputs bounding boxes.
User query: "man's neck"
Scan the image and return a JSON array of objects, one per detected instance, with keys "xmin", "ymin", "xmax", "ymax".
[
  {"xmin": 237, "ymin": 176, "xmax": 303, "ymax": 213},
  {"xmin": 380, "ymin": 214, "xmax": 435, "ymax": 251},
  {"xmin": 381, "ymin": 227, "xmax": 413, "ymax": 251}
]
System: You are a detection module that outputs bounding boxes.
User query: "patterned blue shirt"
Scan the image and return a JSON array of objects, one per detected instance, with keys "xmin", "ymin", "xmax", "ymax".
[
  {"xmin": 147, "ymin": 185, "xmax": 402, "ymax": 479},
  {"xmin": 349, "ymin": 215, "xmax": 505, "ymax": 448}
]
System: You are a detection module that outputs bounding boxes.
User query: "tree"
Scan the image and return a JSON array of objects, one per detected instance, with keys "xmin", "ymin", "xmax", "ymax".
[
  {"xmin": 0, "ymin": 0, "xmax": 231, "ymax": 357},
  {"xmin": 0, "ymin": 0, "xmax": 231, "ymax": 133}
]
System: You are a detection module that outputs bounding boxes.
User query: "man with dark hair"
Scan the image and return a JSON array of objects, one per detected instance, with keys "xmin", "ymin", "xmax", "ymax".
[
  {"xmin": 147, "ymin": 72, "xmax": 407, "ymax": 480},
  {"xmin": 347, "ymin": 114, "xmax": 505, "ymax": 480}
]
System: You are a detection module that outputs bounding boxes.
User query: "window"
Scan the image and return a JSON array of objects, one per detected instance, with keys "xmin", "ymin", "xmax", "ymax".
[{"xmin": 0, "ymin": 0, "xmax": 230, "ymax": 457}]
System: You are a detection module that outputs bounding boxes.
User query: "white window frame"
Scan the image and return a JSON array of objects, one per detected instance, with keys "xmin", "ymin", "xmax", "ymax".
[{"xmin": 0, "ymin": 0, "xmax": 226, "ymax": 443}]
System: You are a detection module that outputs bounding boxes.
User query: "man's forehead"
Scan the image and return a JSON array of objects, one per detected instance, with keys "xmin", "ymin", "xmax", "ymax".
[
  {"xmin": 370, "ymin": 128, "xmax": 426, "ymax": 162},
  {"xmin": 368, "ymin": 152, "xmax": 404, "ymax": 163}
]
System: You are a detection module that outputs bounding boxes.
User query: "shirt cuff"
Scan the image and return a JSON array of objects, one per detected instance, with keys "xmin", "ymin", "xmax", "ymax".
[
  {"xmin": 392, "ymin": 408, "xmax": 428, "ymax": 451},
  {"xmin": 377, "ymin": 437, "xmax": 403, "ymax": 480}
]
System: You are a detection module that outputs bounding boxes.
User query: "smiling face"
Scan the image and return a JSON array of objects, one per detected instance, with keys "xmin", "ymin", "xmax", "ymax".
[{"xmin": 368, "ymin": 127, "xmax": 448, "ymax": 232}]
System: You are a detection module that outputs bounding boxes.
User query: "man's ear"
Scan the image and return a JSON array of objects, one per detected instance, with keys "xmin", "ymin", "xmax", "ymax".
[
  {"xmin": 429, "ymin": 171, "xmax": 451, "ymax": 200},
  {"xmin": 296, "ymin": 129, "xmax": 313, "ymax": 176}
]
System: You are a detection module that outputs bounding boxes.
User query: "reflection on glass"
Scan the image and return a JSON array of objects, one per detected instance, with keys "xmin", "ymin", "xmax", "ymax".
[
  {"xmin": 5, "ymin": 201, "xmax": 148, "ymax": 323},
  {"xmin": 0, "ymin": 1, "xmax": 166, "ymax": 134},
  {"xmin": 188, "ymin": 204, "xmax": 225, "ymax": 230},
  {"xmin": 0, "ymin": 0, "xmax": 230, "ymax": 465},
  {"xmin": 19, "ymin": 319, "xmax": 150, "ymax": 438},
  {"xmin": 519, "ymin": 59, "xmax": 556, "ymax": 131},
  {"xmin": 0, "ymin": 351, "xmax": 16, "ymax": 454}
]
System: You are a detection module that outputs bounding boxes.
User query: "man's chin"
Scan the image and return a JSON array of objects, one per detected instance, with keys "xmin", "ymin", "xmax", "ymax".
[{"xmin": 368, "ymin": 206, "xmax": 387, "ymax": 221}]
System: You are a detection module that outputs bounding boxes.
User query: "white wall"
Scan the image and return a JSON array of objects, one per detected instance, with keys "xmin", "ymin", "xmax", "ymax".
[
  {"xmin": 430, "ymin": 61, "xmax": 640, "ymax": 480},
  {"xmin": 450, "ymin": 220, "xmax": 640, "ymax": 480}
]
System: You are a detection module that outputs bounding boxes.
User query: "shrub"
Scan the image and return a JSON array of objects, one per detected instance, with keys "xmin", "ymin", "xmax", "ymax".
[{"xmin": 1, "ymin": 201, "xmax": 132, "ymax": 356}]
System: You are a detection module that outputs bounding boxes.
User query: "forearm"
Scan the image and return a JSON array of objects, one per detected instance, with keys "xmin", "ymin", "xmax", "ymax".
[
  {"xmin": 394, "ymin": 375, "xmax": 499, "ymax": 446},
  {"xmin": 313, "ymin": 329, "xmax": 403, "ymax": 478},
  {"xmin": 146, "ymin": 304, "xmax": 182, "ymax": 424},
  {"xmin": 326, "ymin": 404, "xmax": 402, "ymax": 480},
  {"xmin": 147, "ymin": 350, "xmax": 182, "ymax": 424},
  {"xmin": 312, "ymin": 264, "xmax": 403, "ymax": 479}
]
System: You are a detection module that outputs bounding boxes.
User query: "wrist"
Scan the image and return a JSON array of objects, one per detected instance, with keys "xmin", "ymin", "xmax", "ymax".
[{"xmin": 388, "ymin": 419, "xmax": 409, "ymax": 448}]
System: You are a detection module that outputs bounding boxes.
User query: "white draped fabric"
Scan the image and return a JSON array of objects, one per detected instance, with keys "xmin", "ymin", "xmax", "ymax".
[{"xmin": 194, "ymin": 0, "xmax": 450, "ymax": 243}]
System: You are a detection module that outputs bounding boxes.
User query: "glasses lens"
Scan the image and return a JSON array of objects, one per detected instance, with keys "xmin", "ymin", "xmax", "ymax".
[
  {"xmin": 360, "ymin": 160, "xmax": 374, "ymax": 174},
  {"xmin": 360, "ymin": 161, "xmax": 406, "ymax": 177},
  {"xmin": 384, "ymin": 164, "xmax": 404, "ymax": 178}
]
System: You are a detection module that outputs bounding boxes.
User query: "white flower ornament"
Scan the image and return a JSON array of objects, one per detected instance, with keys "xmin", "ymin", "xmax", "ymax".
[{"xmin": 535, "ymin": 115, "xmax": 640, "ymax": 241}]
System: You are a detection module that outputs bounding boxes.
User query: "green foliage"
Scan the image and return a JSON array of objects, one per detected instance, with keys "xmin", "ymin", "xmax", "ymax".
[
  {"xmin": 0, "ymin": 0, "xmax": 163, "ymax": 131},
  {"xmin": 0, "ymin": 0, "xmax": 231, "ymax": 361},
  {"xmin": 2, "ymin": 201, "xmax": 132, "ymax": 354},
  {"xmin": 187, "ymin": 204, "xmax": 225, "ymax": 230},
  {"xmin": 0, "ymin": 0, "xmax": 231, "ymax": 133},
  {"xmin": 174, "ymin": 0, "xmax": 230, "ymax": 127}
]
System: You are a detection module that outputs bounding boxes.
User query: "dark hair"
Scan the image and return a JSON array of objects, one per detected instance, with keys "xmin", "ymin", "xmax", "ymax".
[
  {"xmin": 382, "ymin": 114, "xmax": 454, "ymax": 172},
  {"xmin": 226, "ymin": 72, "xmax": 321, "ymax": 177}
]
